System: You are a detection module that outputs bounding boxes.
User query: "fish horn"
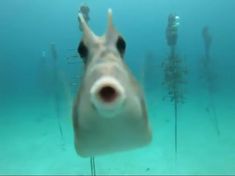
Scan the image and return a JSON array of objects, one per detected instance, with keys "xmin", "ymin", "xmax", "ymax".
[
  {"xmin": 106, "ymin": 8, "xmax": 118, "ymax": 42},
  {"xmin": 78, "ymin": 12, "xmax": 95, "ymax": 44},
  {"xmin": 107, "ymin": 9, "xmax": 114, "ymax": 32}
]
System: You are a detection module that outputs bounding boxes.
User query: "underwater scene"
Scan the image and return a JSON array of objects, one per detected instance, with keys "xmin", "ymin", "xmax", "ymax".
[{"xmin": 1, "ymin": 0, "xmax": 235, "ymax": 175}]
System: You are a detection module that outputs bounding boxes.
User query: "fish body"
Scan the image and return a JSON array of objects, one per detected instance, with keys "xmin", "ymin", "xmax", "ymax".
[{"xmin": 73, "ymin": 9, "xmax": 152, "ymax": 157}]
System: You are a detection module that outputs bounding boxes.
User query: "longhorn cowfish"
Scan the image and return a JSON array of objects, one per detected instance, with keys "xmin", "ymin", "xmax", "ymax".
[{"xmin": 72, "ymin": 9, "xmax": 152, "ymax": 157}]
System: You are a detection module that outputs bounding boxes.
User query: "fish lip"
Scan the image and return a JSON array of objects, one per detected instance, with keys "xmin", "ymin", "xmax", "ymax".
[{"xmin": 90, "ymin": 76, "xmax": 126, "ymax": 118}]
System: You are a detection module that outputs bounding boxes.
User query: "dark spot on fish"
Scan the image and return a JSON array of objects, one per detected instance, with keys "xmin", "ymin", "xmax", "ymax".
[
  {"xmin": 116, "ymin": 36, "xmax": 126, "ymax": 57},
  {"xmin": 78, "ymin": 41, "xmax": 88, "ymax": 61}
]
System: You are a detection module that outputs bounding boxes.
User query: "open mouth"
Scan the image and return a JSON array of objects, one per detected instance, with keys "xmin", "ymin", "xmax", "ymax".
[
  {"xmin": 90, "ymin": 76, "xmax": 126, "ymax": 118},
  {"xmin": 98, "ymin": 85, "xmax": 118, "ymax": 103}
]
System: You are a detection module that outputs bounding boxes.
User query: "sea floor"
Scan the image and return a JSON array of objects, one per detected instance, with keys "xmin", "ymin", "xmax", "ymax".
[{"xmin": 0, "ymin": 88, "xmax": 235, "ymax": 175}]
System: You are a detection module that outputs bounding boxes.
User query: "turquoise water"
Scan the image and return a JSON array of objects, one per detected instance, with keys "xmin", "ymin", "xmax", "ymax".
[{"xmin": 1, "ymin": 0, "xmax": 235, "ymax": 175}]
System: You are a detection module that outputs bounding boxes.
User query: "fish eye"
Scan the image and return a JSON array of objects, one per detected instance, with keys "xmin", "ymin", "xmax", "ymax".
[
  {"xmin": 78, "ymin": 41, "xmax": 88, "ymax": 59},
  {"xmin": 116, "ymin": 36, "xmax": 126, "ymax": 56}
]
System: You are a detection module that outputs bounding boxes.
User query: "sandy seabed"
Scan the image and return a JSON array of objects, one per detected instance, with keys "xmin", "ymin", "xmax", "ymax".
[{"xmin": 0, "ymin": 88, "xmax": 235, "ymax": 175}]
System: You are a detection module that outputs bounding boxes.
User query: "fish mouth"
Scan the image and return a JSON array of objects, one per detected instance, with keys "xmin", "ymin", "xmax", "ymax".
[
  {"xmin": 90, "ymin": 76, "xmax": 126, "ymax": 117},
  {"xmin": 98, "ymin": 85, "xmax": 118, "ymax": 103}
]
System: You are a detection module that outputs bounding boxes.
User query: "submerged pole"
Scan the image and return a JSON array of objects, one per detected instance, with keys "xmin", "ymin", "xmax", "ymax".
[
  {"xmin": 50, "ymin": 43, "xmax": 65, "ymax": 146},
  {"xmin": 208, "ymin": 88, "xmax": 220, "ymax": 136},
  {"xmin": 165, "ymin": 13, "xmax": 182, "ymax": 157},
  {"xmin": 202, "ymin": 26, "xmax": 212, "ymax": 60},
  {"xmin": 201, "ymin": 26, "xmax": 220, "ymax": 136},
  {"xmin": 90, "ymin": 156, "xmax": 96, "ymax": 176},
  {"xmin": 171, "ymin": 46, "xmax": 176, "ymax": 59},
  {"xmin": 174, "ymin": 94, "xmax": 178, "ymax": 155},
  {"xmin": 172, "ymin": 53, "xmax": 178, "ymax": 156}
]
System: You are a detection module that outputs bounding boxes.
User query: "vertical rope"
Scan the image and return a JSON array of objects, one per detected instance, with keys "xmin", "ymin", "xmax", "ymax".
[
  {"xmin": 174, "ymin": 93, "xmax": 178, "ymax": 156},
  {"xmin": 171, "ymin": 45, "xmax": 178, "ymax": 156},
  {"xmin": 51, "ymin": 43, "xmax": 65, "ymax": 147},
  {"xmin": 208, "ymin": 90, "xmax": 220, "ymax": 136},
  {"xmin": 90, "ymin": 157, "xmax": 96, "ymax": 176}
]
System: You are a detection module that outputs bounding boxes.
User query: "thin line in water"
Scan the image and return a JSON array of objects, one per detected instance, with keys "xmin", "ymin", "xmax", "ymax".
[{"xmin": 90, "ymin": 156, "xmax": 96, "ymax": 176}]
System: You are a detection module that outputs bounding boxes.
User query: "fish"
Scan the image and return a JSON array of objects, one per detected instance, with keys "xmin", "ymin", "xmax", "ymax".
[{"xmin": 72, "ymin": 9, "xmax": 152, "ymax": 157}]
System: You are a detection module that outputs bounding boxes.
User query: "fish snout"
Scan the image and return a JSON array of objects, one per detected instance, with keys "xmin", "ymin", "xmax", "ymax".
[{"xmin": 90, "ymin": 76, "xmax": 126, "ymax": 117}]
